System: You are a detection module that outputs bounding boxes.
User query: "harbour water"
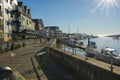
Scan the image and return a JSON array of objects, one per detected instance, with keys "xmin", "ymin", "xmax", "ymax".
[
  {"xmin": 80, "ymin": 37, "xmax": 120, "ymax": 53},
  {"xmin": 64, "ymin": 37, "xmax": 120, "ymax": 57}
]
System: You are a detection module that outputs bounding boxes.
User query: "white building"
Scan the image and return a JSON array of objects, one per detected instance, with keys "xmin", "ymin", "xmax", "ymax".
[{"xmin": 0, "ymin": 0, "xmax": 17, "ymax": 41}]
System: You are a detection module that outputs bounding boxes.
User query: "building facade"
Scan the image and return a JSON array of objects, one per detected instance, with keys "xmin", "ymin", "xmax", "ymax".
[
  {"xmin": 45, "ymin": 26, "xmax": 61, "ymax": 38},
  {"xmin": 32, "ymin": 19, "xmax": 44, "ymax": 32},
  {"xmin": 0, "ymin": 0, "xmax": 3, "ymax": 41},
  {"xmin": 32, "ymin": 19, "xmax": 44, "ymax": 37},
  {"xmin": 0, "ymin": 0, "xmax": 17, "ymax": 41},
  {"xmin": 12, "ymin": 2, "xmax": 36, "ymax": 39}
]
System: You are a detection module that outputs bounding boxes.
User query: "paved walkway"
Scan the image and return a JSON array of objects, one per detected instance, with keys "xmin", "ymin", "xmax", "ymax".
[
  {"xmin": 0, "ymin": 39, "xmax": 77, "ymax": 80},
  {"xmin": 0, "ymin": 39, "xmax": 47, "ymax": 80}
]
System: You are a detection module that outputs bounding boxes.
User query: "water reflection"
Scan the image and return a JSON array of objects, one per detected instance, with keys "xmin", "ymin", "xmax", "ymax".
[{"xmin": 64, "ymin": 46, "xmax": 86, "ymax": 57}]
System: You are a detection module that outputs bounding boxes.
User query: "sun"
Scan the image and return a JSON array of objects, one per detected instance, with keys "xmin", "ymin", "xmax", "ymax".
[
  {"xmin": 100, "ymin": 0, "xmax": 118, "ymax": 8},
  {"xmin": 106, "ymin": 0, "xmax": 116, "ymax": 2},
  {"xmin": 91, "ymin": 0, "xmax": 118, "ymax": 13},
  {"xmin": 103, "ymin": 0, "xmax": 117, "ymax": 7},
  {"xmin": 105, "ymin": 0, "xmax": 113, "ymax": 2}
]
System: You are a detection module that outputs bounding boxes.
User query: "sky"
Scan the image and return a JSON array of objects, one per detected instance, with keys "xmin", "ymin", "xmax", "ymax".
[{"xmin": 18, "ymin": 0, "xmax": 120, "ymax": 36}]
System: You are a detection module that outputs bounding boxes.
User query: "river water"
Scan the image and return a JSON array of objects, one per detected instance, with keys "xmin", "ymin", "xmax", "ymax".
[{"xmin": 64, "ymin": 37, "xmax": 120, "ymax": 57}]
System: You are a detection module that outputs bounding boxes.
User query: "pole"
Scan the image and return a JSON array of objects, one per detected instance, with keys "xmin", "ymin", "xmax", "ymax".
[
  {"xmin": 64, "ymin": 38, "xmax": 65, "ymax": 51},
  {"xmin": 110, "ymin": 57, "xmax": 113, "ymax": 72}
]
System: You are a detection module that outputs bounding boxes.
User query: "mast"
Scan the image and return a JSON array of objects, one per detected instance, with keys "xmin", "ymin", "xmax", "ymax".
[
  {"xmin": 68, "ymin": 24, "xmax": 70, "ymax": 34},
  {"xmin": 68, "ymin": 24, "xmax": 70, "ymax": 39},
  {"xmin": 76, "ymin": 26, "xmax": 79, "ymax": 39}
]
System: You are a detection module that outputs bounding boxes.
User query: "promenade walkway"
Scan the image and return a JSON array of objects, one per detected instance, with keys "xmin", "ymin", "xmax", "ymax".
[
  {"xmin": 0, "ymin": 39, "xmax": 77, "ymax": 80},
  {"xmin": 0, "ymin": 39, "xmax": 47, "ymax": 80}
]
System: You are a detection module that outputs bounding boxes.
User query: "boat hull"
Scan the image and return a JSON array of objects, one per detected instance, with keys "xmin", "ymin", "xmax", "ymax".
[
  {"xmin": 96, "ymin": 54, "xmax": 120, "ymax": 65},
  {"xmin": 86, "ymin": 46, "xmax": 99, "ymax": 57}
]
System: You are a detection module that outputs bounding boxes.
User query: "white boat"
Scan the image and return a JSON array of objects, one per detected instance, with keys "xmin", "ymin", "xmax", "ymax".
[{"xmin": 95, "ymin": 47, "xmax": 120, "ymax": 65}]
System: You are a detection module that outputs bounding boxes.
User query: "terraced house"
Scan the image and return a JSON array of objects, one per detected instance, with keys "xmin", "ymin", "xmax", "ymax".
[
  {"xmin": 0, "ymin": 0, "xmax": 3, "ymax": 41},
  {"xmin": 12, "ymin": 1, "xmax": 35, "ymax": 39},
  {"xmin": 0, "ymin": 0, "xmax": 17, "ymax": 41}
]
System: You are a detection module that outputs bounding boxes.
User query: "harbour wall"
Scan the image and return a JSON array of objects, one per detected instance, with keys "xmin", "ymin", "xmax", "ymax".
[{"xmin": 46, "ymin": 46, "xmax": 120, "ymax": 80}]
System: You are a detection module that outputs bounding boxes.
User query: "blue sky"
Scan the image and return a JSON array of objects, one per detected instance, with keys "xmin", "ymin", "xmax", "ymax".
[{"xmin": 18, "ymin": 0, "xmax": 120, "ymax": 35}]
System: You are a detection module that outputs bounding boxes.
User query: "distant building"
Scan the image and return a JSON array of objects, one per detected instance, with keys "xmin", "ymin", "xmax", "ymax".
[
  {"xmin": 32, "ymin": 19, "xmax": 44, "ymax": 32},
  {"xmin": 45, "ymin": 26, "xmax": 61, "ymax": 38}
]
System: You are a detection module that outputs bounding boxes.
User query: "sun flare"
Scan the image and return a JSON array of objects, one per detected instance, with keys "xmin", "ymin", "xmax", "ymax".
[
  {"xmin": 103, "ymin": 0, "xmax": 118, "ymax": 7},
  {"xmin": 91, "ymin": 0, "xmax": 118, "ymax": 13}
]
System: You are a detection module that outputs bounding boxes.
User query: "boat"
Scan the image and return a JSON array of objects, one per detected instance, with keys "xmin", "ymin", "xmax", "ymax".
[
  {"xmin": 86, "ymin": 41, "xmax": 99, "ymax": 57},
  {"xmin": 68, "ymin": 39, "xmax": 76, "ymax": 48},
  {"xmin": 79, "ymin": 42, "xmax": 84, "ymax": 46},
  {"xmin": 95, "ymin": 47, "xmax": 120, "ymax": 65}
]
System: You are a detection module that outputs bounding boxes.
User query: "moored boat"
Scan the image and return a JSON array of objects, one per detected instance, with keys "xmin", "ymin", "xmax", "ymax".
[
  {"xmin": 86, "ymin": 41, "xmax": 99, "ymax": 57},
  {"xmin": 95, "ymin": 47, "xmax": 120, "ymax": 65}
]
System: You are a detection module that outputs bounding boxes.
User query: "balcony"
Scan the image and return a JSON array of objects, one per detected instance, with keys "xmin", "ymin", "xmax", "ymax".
[
  {"xmin": 12, "ymin": 17, "xmax": 23, "ymax": 22},
  {"xmin": 16, "ymin": 17, "xmax": 23, "ymax": 22},
  {"xmin": 18, "ymin": 7, "xmax": 23, "ymax": 13}
]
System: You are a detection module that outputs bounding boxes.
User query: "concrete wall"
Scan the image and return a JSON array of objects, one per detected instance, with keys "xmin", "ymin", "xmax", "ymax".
[{"xmin": 46, "ymin": 46, "xmax": 120, "ymax": 80}]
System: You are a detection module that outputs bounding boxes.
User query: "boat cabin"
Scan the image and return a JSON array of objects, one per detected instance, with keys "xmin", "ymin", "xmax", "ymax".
[{"xmin": 101, "ymin": 47, "xmax": 119, "ymax": 57}]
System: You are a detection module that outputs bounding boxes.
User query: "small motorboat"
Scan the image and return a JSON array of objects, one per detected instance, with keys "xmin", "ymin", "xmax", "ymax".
[{"xmin": 95, "ymin": 47, "xmax": 120, "ymax": 65}]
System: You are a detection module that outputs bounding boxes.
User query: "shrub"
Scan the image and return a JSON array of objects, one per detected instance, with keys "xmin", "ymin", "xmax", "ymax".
[
  {"xmin": 12, "ymin": 36, "xmax": 21, "ymax": 41},
  {"xmin": 11, "ymin": 43, "xmax": 14, "ymax": 50},
  {"xmin": 22, "ymin": 42, "xmax": 26, "ymax": 47}
]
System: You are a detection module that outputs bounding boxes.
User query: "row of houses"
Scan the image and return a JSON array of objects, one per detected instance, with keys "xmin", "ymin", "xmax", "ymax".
[
  {"xmin": 0, "ymin": 0, "xmax": 62, "ymax": 42},
  {"xmin": 0, "ymin": 0, "xmax": 44, "ymax": 42}
]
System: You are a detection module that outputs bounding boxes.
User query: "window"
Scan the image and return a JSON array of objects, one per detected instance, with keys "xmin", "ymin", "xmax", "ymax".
[
  {"xmin": 0, "ymin": 6, "xmax": 1, "ymax": 11},
  {"xmin": 5, "ymin": 9, "xmax": 9, "ymax": 14},
  {"xmin": 26, "ymin": 20, "xmax": 28, "ymax": 25},
  {"xmin": 0, "ymin": 6, "xmax": 1, "ymax": 16},
  {"xmin": 10, "ymin": 0, "xmax": 12, "ymax": 5},
  {"xmin": 29, "ymin": 21, "xmax": 31, "ymax": 24},
  {"xmin": 6, "ymin": 21, "xmax": 9, "ymax": 26},
  {"xmin": 6, "ymin": 0, "xmax": 8, "ymax": 3}
]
